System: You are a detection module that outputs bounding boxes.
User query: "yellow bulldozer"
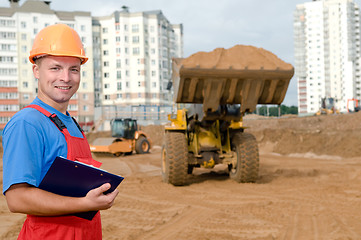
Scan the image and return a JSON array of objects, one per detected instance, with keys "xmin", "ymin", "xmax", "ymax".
[
  {"xmin": 161, "ymin": 45, "xmax": 294, "ymax": 186},
  {"xmin": 90, "ymin": 118, "xmax": 151, "ymax": 157},
  {"xmin": 315, "ymin": 97, "xmax": 339, "ymax": 115}
]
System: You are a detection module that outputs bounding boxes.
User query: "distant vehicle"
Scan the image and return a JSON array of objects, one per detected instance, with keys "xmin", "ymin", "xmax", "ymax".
[
  {"xmin": 347, "ymin": 98, "xmax": 360, "ymax": 112},
  {"xmin": 90, "ymin": 118, "xmax": 151, "ymax": 157},
  {"xmin": 315, "ymin": 97, "xmax": 339, "ymax": 115}
]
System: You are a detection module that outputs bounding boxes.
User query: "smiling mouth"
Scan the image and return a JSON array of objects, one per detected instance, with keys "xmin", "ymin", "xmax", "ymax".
[{"xmin": 56, "ymin": 86, "xmax": 72, "ymax": 90}]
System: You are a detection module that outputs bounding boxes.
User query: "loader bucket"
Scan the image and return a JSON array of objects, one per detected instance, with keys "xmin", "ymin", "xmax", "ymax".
[{"xmin": 172, "ymin": 45, "xmax": 294, "ymax": 115}]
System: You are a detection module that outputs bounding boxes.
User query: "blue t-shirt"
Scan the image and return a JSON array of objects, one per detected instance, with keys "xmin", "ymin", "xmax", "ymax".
[{"xmin": 2, "ymin": 97, "xmax": 84, "ymax": 194}]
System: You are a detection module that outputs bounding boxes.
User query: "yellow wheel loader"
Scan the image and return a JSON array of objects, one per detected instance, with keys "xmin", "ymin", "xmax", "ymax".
[
  {"xmin": 90, "ymin": 118, "xmax": 151, "ymax": 157},
  {"xmin": 161, "ymin": 45, "xmax": 294, "ymax": 186}
]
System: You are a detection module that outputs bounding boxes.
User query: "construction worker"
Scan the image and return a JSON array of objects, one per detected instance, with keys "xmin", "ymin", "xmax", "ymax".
[{"xmin": 2, "ymin": 24, "xmax": 119, "ymax": 239}]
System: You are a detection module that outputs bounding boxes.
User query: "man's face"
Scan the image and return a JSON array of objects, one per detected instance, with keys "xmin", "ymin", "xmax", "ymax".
[{"xmin": 33, "ymin": 55, "xmax": 81, "ymax": 111}]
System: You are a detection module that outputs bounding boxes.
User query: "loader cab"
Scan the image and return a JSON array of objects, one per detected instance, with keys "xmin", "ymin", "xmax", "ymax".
[{"xmin": 111, "ymin": 118, "xmax": 137, "ymax": 139}]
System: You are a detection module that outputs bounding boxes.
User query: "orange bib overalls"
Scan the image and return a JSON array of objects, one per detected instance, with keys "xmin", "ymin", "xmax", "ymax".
[{"xmin": 17, "ymin": 104, "xmax": 103, "ymax": 240}]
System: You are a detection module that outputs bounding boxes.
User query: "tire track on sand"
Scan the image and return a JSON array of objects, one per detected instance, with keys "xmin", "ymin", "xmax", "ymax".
[{"xmin": 137, "ymin": 206, "xmax": 208, "ymax": 240}]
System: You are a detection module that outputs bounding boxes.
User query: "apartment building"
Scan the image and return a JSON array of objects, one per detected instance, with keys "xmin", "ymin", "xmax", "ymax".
[
  {"xmin": 93, "ymin": 8, "xmax": 183, "ymax": 122},
  {"xmin": 294, "ymin": 0, "xmax": 361, "ymax": 115},
  {"xmin": 0, "ymin": 0, "xmax": 183, "ymax": 129},
  {"xmin": 0, "ymin": 0, "xmax": 94, "ymax": 129}
]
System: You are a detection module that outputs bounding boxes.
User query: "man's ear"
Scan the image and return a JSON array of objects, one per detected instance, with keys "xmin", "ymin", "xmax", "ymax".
[{"xmin": 32, "ymin": 64, "xmax": 40, "ymax": 79}]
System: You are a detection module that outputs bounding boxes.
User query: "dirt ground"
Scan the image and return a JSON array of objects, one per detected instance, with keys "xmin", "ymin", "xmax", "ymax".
[{"xmin": 1, "ymin": 112, "xmax": 361, "ymax": 239}]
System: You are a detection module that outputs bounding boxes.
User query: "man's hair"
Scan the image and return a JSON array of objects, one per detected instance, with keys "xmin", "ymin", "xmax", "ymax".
[{"xmin": 33, "ymin": 56, "xmax": 45, "ymax": 66}]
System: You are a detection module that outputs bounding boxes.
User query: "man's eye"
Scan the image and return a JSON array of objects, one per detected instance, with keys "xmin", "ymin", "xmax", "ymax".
[
  {"xmin": 71, "ymin": 69, "xmax": 80, "ymax": 73},
  {"xmin": 50, "ymin": 67, "xmax": 59, "ymax": 70}
]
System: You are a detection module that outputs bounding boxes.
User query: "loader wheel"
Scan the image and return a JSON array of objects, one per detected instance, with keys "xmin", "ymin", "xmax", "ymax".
[
  {"xmin": 161, "ymin": 132, "xmax": 188, "ymax": 186},
  {"xmin": 135, "ymin": 136, "xmax": 150, "ymax": 154},
  {"xmin": 229, "ymin": 132, "xmax": 259, "ymax": 183}
]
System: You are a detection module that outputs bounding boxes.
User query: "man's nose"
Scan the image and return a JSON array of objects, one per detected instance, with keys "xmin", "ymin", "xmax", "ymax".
[{"xmin": 60, "ymin": 70, "xmax": 71, "ymax": 82}]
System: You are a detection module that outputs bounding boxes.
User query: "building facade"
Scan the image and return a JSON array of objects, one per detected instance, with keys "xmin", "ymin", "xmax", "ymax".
[
  {"xmin": 0, "ymin": 0, "xmax": 183, "ymax": 129},
  {"xmin": 93, "ymin": 8, "xmax": 183, "ymax": 124},
  {"xmin": 294, "ymin": 0, "xmax": 361, "ymax": 115}
]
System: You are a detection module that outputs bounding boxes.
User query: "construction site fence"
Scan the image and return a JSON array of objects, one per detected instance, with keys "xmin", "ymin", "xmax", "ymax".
[{"xmin": 95, "ymin": 105, "xmax": 176, "ymax": 129}]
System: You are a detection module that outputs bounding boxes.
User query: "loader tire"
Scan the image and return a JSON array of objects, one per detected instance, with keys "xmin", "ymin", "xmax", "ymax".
[
  {"xmin": 229, "ymin": 132, "xmax": 259, "ymax": 183},
  {"xmin": 161, "ymin": 132, "xmax": 188, "ymax": 186},
  {"xmin": 135, "ymin": 136, "xmax": 150, "ymax": 154}
]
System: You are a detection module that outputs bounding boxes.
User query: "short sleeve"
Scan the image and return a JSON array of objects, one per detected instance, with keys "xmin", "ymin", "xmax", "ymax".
[{"xmin": 2, "ymin": 118, "xmax": 45, "ymax": 194}]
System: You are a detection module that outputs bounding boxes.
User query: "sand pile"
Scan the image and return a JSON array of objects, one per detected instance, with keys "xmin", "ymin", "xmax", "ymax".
[{"xmin": 181, "ymin": 44, "xmax": 293, "ymax": 71}]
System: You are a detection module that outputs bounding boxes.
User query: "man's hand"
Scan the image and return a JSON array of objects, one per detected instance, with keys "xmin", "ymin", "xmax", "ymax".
[{"xmin": 83, "ymin": 183, "xmax": 119, "ymax": 211}]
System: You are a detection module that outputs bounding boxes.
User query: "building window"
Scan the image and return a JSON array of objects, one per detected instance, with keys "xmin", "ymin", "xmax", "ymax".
[
  {"xmin": 132, "ymin": 24, "xmax": 139, "ymax": 33},
  {"xmin": 104, "ymin": 61, "xmax": 109, "ymax": 67},
  {"xmin": 116, "ymin": 36, "xmax": 121, "ymax": 42},
  {"xmin": 133, "ymin": 47, "xmax": 140, "ymax": 55},
  {"xmin": 103, "ymin": 39, "xmax": 108, "ymax": 44},
  {"xmin": 104, "ymin": 95, "xmax": 110, "ymax": 100},
  {"xmin": 103, "ymin": 50, "xmax": 109, "ymax": 56},
  {"xmin": 21, "ymin": 21, "xmax": 26, "ymax": 28},
  {"xmin": 104, "ymin": 73, "xmax": 109, "ymax": 78},
  {"xmin": 132, "ymin": 36, "xmax": 139, "ymax": 43},
  {"xmin": 117, "ymin": 82, "xmax": 122, "ymax": 90},
  {"xmin": 116, "ymin": 59, "xmax": 121, "ymax": 68},
  {"xmin": 138, "ymin": 81, "xmax": 141, "ymax": 86},
  {"xmin": 117, "ymin": 71, "xmax": 121, "ymax": 79},
  {"xmin": 81, "ymin": 25, "xmax": 86, "ymax": 31},
  {"xmin": 102, "ymin": 27, "xmax": 108, "ymax": 33},
  {"xmin": 104, "ymin": 83, "xmax": 110, "ymax": 89}
]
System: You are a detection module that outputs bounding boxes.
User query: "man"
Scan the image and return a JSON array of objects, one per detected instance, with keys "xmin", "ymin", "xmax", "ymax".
[{"xmin": 2, "ymin": 24, "xmax": 118, "ymax": 239}]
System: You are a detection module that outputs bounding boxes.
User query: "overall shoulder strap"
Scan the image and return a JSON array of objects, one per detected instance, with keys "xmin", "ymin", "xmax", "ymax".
[
  {"xmin": 72, "ymin": 117, "xmax": 84, "ymax": 133},
  {"xmin": 25, "ymin": 104, "xmax": 66, "ymax": 131}
]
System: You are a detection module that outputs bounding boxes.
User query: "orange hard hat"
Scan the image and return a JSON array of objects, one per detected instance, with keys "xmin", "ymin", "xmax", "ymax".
[{"xmin": 29, "ymin": 23, "xmax": 88, "ymax": 65}]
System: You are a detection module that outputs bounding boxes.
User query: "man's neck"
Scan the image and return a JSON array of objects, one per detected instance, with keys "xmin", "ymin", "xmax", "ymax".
[{"xmin": 37, "ymin": 96, "xmax": 68, "ymax": 115}]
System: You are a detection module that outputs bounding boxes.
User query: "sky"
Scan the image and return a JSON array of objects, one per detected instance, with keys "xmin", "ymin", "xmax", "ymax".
[{"xmin": 2, "ymin": 0, "xmax": 361, "ymax": 106}]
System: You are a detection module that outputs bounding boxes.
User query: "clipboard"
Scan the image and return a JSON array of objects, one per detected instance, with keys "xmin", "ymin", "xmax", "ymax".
[{"xmin": 38, "ymin": 156, "xmax": 124, "ymax": 220}]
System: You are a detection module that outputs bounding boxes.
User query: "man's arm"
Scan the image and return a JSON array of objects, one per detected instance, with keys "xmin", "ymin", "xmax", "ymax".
[{"xmin": 5, "ymin": 183, "xmax": 119, "ymax": 216}]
